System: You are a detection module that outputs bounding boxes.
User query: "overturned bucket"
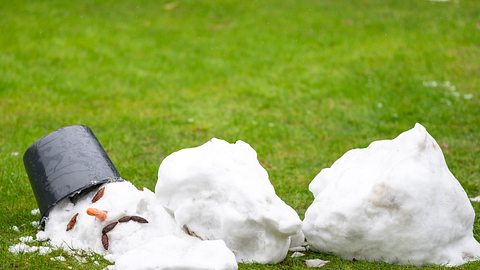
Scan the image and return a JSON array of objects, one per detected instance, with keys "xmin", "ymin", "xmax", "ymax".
[{"xmin": 23, "ymin": 125, "xmax": 123, "ymax": 224}]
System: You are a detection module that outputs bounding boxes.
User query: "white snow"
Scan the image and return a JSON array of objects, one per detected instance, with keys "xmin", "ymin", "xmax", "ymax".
[
  {"xmin": 43, "ymin": 181, "xmax": 237, "ymax": 269},
  {"xmin": 470, "ymin": 196, "xmax": 480, "ymax": 202},
  {"xmin": 9, "ymin": 243, "xmax": 36, "ymax": 254},
  {"xmin": 156, "ymin": 138, "xmax": 302, "ymax": 263},
  {"xmin": 289, "ymin": 246, "xmax": 306, "ymax": 252},
  {"xmin": 19, "ymin": 236, "xmax": 33, "ymax": 243},
  {"xmin": 31, "ymin": 221, "xmax": 39, "ymax": 227},
  {"xmin": 35, "ymin": 230, "xmax": 48, "ymax": 241},
  {"xmin": 12, "ymin": 226, "xmax": 19, "ymax": 232},
  {"xmin": 115, "ymin": 236, "xmax": 237, "ymax": 270},
  {"xmin": 31, "ymin": 208, "xmax": 40, "ymax": 215},
  {"xmin": 51, "ymin": 256, "xmax": 66, "ymax": 262},
  {"xmin": 305, "ymin": 259, "xmax": 328, "ymax": 267},
  {"xmin": 303, "ymin": 123, "xmax": 480, "ymax": 266},
  {"xmin": 38, "ymin": 246, "xmax": 52, "ymax": 255},
  {"xmin": 291, "ymin": 252, "xmax": 305, "ymax": 258},
  {"xmin": 8, "ymin": 243, "xmax": 51, "ymax": 255},
  {"xmin": 289, "ymin": 230, "xmax": 306, "ymax": 248}
]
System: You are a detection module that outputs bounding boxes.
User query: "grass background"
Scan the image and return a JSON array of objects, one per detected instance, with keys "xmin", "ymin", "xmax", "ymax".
[{"xmin": 1, "ymin": 0, "xmax": 479, "ymax": 269}]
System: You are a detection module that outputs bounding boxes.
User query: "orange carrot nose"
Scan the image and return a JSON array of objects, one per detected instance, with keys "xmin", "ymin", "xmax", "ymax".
[{"xmin": 86, "ymin": 208, "xmax": 108, "ymax": 221}]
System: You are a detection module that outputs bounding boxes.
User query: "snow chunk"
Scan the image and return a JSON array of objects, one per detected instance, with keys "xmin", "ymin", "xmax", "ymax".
[
  {"xmin": 156, "ymin": 138, "xmax": 302, "ymax": 263},
  {"xmin": 470, "ymin": 196, "xmax": 480, "ymax": 202},
  {"xmin": 289, "ymin": 246, "xmax": 306, "ymax": 252},
  {"xmin": 8, "ymin": 243, "xmax": 51, "ymax": 255},
  {"xmin": 38, "ymin": 246, "xmax": 52, "ymax": 255},
  {"xmin": 291, "ymin": 252, "xmax": 305, "ymax": 258},
  {"xmin": 35, "ymin": 230, "xmax": 48, "ymax": 241},
  {"xmin": 19, "ymin": 236, "xmax": 33, "ymax": 243},
  {"xmin": 12, "ymin": 226, "xmax": 19, "ymax": 232},
  {"xmin": 9, "ymin": 243, "xmax": 37, "ymax": 254},
  {"xmin": 305, "ymin": 259, "xmax": 328, "ymax": 267},
  {"xmin": 31, "ymin": 208, "xmax": 40, "ymax": 215},
  {"xmin": 51, "ymin": 256, "xmax": 66, "ymax": 262},
  {"xmin": 114, "ymin": 236, "xmax": 238, "ymax": 270},
  {"xmin": 303, "ymin": 123, "xmax": 480, "ymax": 266}
]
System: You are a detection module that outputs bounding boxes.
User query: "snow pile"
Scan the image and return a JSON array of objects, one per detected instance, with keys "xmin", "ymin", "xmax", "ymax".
[
  {"xmin": 42, "ymin": 181, "xmax": 237, "ymax": 270},
  {"xmin": 303, "ymin": 123, "xmax": 480, "ymax": 266},
  {"xmin": 156, "ymin": 138, "xmax": 302, "ymax": 263}
]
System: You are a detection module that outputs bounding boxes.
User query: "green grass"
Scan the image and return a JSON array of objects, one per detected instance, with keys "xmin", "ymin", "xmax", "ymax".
[{"xmin": 1, "ymin": 0, "xmax": 479, "ymax": 269}]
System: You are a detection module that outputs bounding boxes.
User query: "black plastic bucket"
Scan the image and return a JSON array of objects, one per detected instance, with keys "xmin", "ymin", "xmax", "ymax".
[{"xmin": 23, "ymin": 125, "xmax": 123, "ymax": 224}]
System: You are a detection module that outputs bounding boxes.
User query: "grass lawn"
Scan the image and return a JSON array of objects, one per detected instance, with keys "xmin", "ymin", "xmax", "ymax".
[{"xmin": 1, "ymin": 0, "xmax": 479, "ymax": 269}]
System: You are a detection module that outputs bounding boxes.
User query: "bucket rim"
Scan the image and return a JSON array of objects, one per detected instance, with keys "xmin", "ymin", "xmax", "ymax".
[
  {"xmin": 23, "ymin": 124, "xmax": 91, "ymax": 158},
  {"xmin": 38, "ymin": 176, "xmax": 124, "ymax": 227}
]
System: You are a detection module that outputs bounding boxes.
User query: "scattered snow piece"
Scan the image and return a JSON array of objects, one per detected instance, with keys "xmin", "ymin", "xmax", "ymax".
[
  {"xmin": 9, "ymin": 243, "xmax": 37, "ymax": 254},
  {"xmin": 156, "ymin": 138, "xmax": 302, "ymax": 263},
  {"xmin": 305, "ymin": 259, "xmax": 329, "ymax": 268},
  {"xmin": 303, "ymin": 123, "xmax": 480, "ymax": 266},
  {"xmin": 8, "ymin": 243, "xmax": 50, "ymax": 254},
  {"xmin": 464, "ymin": 94, "xmax": 473, "ymax": 100},
  {"xmin": 470, "ymin": 196, "xmax": 480, "ymax": 202},
  {"xmin": 289, "ymin": 246, "xmax": 307, "ymax": 252},
  {"xmin": 423, "ymin": 81, "xmax": 438, "ymax": 87},
  {"xmin": 93, "ymin": 260, "xmax": 99, "ymax": 265},
  {"xmin": 12, "ymin": 226, "xmax": 19, "ymax": 232},
  {"xmin": 19, "ymin": 236, "xmax": 34, "ymax": 243},
  {"xmin": 291, "ymin": 252, "xmax": 305, "ymax": 258},
  {"xmin": 31, "ymin": 221, "xmax": 39, "ymax": 227},
  {"xmin": 35, "ymin": 230, "xmax": 48, "ymax": 241},
  {"xmin": 31, "ymin": 208, "xmax": 40, "ymax": 215},
  {"xmin": 38, "ymin": 246, "xmax": 52, "ymax": 255},
  {"xmin": 74, "ymin": 255, "xmax": 87, "ymax": 263},
  {"xmin": 51, "ymin": 256, "xmax": 66, "ymax": 262},
  {"xmin": 11, "ymin": 151, "xmax": 20, "ymax": 157}
]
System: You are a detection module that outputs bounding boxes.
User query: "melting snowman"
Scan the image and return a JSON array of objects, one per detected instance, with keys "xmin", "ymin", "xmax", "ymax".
[
  {"xmin": 41, "ymin": 138, "xmax": 303, "ymax": 269},
  {"xmin": 42, "ymin": 181, "xmax": 238, "ymax": 270}
]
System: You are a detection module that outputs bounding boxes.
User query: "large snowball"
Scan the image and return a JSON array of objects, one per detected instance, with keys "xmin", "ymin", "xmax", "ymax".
[
  {"xmin": 44, "ymin": 181, "xmax": 178, "ymax": 258},
  {"xmin": 156, "ymin": 138, "xmax": 302, "ymax": 263},
  {"xmin": 44, "ymin": 181, "xmax": 237, "ymax": 269},
  {"xmin": 303, "ymin": 123, "xmax": 480, "ymax": 266}
]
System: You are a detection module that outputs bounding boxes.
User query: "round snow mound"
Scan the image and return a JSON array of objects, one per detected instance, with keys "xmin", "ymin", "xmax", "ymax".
[
  {"xmin": 303, "ymin": 123, "xmax": 480, "ymax": 266},
  {"xmin": 156, "ymin": 138, "xmax": 302, "ymax": 264}
]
